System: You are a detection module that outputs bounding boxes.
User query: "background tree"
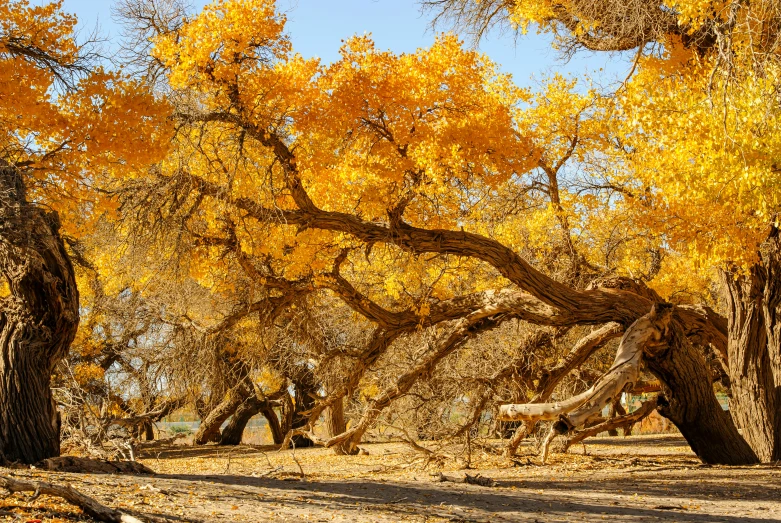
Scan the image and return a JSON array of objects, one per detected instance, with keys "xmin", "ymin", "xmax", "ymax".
[{"xmin": 427, "ymin": 0, "xmax": 781, "ymax": 463}]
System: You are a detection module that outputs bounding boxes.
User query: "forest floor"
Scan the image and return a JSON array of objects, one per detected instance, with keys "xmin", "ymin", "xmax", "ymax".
[{"xmin": 1, "ymin": 434, "xmax": 779, "ymax": 522}]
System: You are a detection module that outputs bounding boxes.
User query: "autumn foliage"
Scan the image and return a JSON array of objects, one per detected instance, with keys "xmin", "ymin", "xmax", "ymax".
[{"xmin": 2, "ymin": 0, "xmax": 780, "ymax": 468}]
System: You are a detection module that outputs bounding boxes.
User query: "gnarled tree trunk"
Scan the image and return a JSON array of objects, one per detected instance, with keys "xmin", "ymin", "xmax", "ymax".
[
  {"xmin": 721, "ymin": 229, "xmax": 781, "ymax": 462},
  {"xmin": 643, "ymin": 321, "xmax": 758, "ymax": 465},
  {"xmin": 290, "ymin": 376, "xmax": 317, "ymax": 448},
  {"xmin": 262, "ymin": 404, "xmax": 285, "ymax": 444},
  {"xmin": 193, "ymin": 391, "xmax": 243, "ymax": 445},
  {"xmin": 219, "ymin": 395, "xmax": 264, "ymax": 445},
  {"xmin": 501, "ymin": 304, "xmax": 758, "ymax": 465},
  {"xmin": 0, "ymin": 164, "xmax": 79, "ymax": 464},
  {"xmin": 325, "ymin": 396, "xmax": 354, "ymax": 455}
]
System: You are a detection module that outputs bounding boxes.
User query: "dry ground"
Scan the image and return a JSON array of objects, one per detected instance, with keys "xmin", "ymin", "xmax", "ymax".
[{"xmin": 1, "ymin": 434, "xmax": 779, "ymax": 522}]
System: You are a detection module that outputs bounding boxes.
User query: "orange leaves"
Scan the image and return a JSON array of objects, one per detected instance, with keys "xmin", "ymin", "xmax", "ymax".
[{"xmin": 1, "ymin": 1, "xmax": 173, "ymax": 239}]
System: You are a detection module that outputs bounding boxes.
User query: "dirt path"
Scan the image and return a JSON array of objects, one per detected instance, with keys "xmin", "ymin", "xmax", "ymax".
[{"xmin": 2, "ymin": 435, "xmax": 779, "ymax": 522}]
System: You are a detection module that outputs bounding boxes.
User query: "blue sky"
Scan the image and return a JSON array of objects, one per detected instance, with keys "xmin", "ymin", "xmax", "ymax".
[{"xmin": 60, "ymin": 0, "xmax": 630, "ymax": 90}]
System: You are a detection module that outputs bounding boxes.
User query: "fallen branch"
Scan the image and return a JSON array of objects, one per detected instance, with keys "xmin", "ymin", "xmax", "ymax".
[
  {"xmin": 499, "ymin": 304, "xmax": 673, "ymax": 463},
  {"xmin": 0, "ymin": 475, "xmax": 145, "ymax": 523},
  {"xmin": 35, "ymin": 456, "xmax": 154, "ymax": 474},
  {"xmin": 437, "ymin": 472, "xmax": 496, "ymax": 487}
]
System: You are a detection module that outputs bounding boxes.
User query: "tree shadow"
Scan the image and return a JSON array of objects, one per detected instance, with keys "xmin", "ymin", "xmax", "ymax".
[{"xmin": 147, "ymin": 472, "xmax": 780, "ymax": 522}]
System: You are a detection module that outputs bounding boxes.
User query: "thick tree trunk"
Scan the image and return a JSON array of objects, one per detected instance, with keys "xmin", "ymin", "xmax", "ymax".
[
  {"xmin": 721, "ymin": 230, "xmax": 781, "ymax": 462},
  {"xmin": 501, "ymin": 305, "xmax": 758, "ymax": 465},
  {"xmin": 193, "ymin": 391, "xmax": 243, "ymax": 445},
  {"xmin": 325, "ymin": 396, "xmax": 355, "ymax": 455},
  {"xmin": 219, "ymin": 396, "xmax": 264, "ymax": 446},
  {"xmin": 261, "ymin": 405, "xmax": 285, "ymax": 444},
  {"xmin": 644, "ymin": 322, "xmax": 758, "ymax": 465},
  {"xmin": 290, "ymin": 377, "xmax": 317, "ymax": 448},
  {"xmin": 0, "ymin": 164, "xmax": 79, "ymax": 464}
]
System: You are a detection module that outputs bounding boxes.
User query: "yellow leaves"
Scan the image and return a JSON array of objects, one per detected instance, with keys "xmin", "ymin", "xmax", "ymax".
[
  {"xmin": 153, "ymin": 0, "xmax": 291, "ymax": 93},
  {"xmin": 294, "ymin": 33, "xmax": 534, "ymax": 223},
  {"xmin": 72, "ymin": 363, "xmax": 105, "ymax": 386},
  {"xmin": 613, "ymin": 53, "xmax": 781, "ymax": 268},
  {"xmin": 1, "ymin": 1, "xmax": 173, "ymax": 240},
  {"xmin": 256, "ymin": 366, "xmax": 285, "ymax": 393}
]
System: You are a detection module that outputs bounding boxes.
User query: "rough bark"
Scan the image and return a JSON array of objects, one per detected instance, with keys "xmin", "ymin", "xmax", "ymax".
[
  {"xmin": 721, "ymin": 228, "xmax": 781, "ymax": 462},
  {"xmin": 324, "ymin": 396, "xmax": 353, "ymax": 455},
  {"xmin": 193, "ymin": 391, "xmax": 243, "ymax": 445},
  {"xmin": 261, "ymin": 404, "xmax": 285, "ymax": 444},
  {"xmin": 0, "ymin": 164, "xmax": 79, "ymax": 464},
  {"xmin": 290, "ymin": 376, "xmax": 318, "ymax": 448},
  {"xmin": 219, "ymin": 395, "xmax": 264, "ymax": 446},
  {"xmin": 644, "ymin": 322, "xmax": 759, "ymax": 465},
  {"xmin": 501, "ymin": 305, "xmax": 758, "ymax": 465}
]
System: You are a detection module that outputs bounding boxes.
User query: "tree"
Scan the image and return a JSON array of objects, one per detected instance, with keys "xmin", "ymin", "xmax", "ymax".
[
  {"xmin": 0, "ymin": 0, "xmax": 169, "ymax": 463},
  {"xmin": 109, "ymin": 0, "xmax": 761, "ymax": 464},
  {"xmin": 427, "ymin": 0, "xmax": 781, "ymax": 461}
]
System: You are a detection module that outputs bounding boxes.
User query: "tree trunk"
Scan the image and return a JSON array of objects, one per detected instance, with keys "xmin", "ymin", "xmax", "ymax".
[
  {"xmin": 261, "ymin": 405, "xmax": 284, "ymax": 444},
  {"xmin": 193, "ymin": 392, "xmax": 243, "ymax": 445},
  {"xmin": 0, "ymin": 164, "xmax": 79, "ymax": 464},
  {"xmin": 501, "ymin": 305, "xmax": 758, "ymax": 465},
  {"xmin": 721, "ymin": 229, "xmax": 781, "ymax": 462},
  {"xmin": 607, "ymin": 400, "xmax": 626, "ymax": 436},
  {"xmin": 644, "ymin": 322, "xmax": 759, "ymax": 465},
  {"xmin": 325, "ymin": 396, "xmax": 355, "ymax": 455},
  {"xmin": 290, "ymin": 378, "xmax": 317, "ymax": 448},
  {"xmin": 219, "ymin": 395, "xmax": 265, "ymax": 445}
]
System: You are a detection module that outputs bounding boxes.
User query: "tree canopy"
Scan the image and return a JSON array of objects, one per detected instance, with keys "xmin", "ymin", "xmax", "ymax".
[{"xmin": 1, "ymin": 0, "xmax": 780, "ymax": 468}]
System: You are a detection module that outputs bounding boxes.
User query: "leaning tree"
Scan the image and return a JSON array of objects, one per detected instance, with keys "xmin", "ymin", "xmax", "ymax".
[
  {"xmin": 119, "ymin": 0, "xmax": 764, "ymax": 464},
  {"xmin": 426, "ymin": 0, "xmax": 781, "ymax": 463}
]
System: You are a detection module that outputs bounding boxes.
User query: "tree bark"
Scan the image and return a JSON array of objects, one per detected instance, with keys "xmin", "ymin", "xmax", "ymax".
[
  {"xmin": 644, "ymin": 321, "xmax": 758, "ymax": 465},
  {"xmin": 721, "ymin": 229, "xmax": 781, "ymax": 462},
  {"xmin": 219, "ymin": 395, "xmax": 264, "ymax": 445},
  {"xmin": 290, "ymin": 377, "xmax": 317, "ymax": 448},
  {"xmin": 193, "ymin": 391, "xmax": 243, "ymax": 445},
  {"xmin": 502, "ymin": 305, "xmax": 759, "ymax": 465},
  {"xmin": 325, "ymin": 396, "xmax": 354, "ymax": 455},
  {"xmin": 0, "ymin": 164, "xmax": 79, "ymax": 464},
  {"xmin": 262, "ymin": 405, "xmax": 285, "ymax": 444}
]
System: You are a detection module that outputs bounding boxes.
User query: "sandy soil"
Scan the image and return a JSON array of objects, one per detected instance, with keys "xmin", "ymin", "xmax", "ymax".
[{"xmin": 2, "ymin": 435, "xmax": 779, "ymax": 522}]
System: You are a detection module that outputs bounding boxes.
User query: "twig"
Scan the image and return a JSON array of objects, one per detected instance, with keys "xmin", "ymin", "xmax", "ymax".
[{"xmin": 289, "ymin": 440, "xmax": 306, "ymax": 481}]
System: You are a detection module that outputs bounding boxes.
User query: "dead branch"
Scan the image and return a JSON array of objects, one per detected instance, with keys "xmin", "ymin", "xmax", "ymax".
[
  {"xmin": 0, "ymin": 475, "xmax": 145, "ymax": 523},
  {"xmin": 564, "ymin": 396, "xmax": 659, "ymax": 451},
  {"xmin": 437, "ymin": 472, "xmax": 496, "ymax": 487}
]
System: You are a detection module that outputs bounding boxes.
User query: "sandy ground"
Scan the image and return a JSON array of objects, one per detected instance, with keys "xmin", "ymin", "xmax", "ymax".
[{"xmin": 1, "ymin": 435, "xmax": 779, "ymax": 522}]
